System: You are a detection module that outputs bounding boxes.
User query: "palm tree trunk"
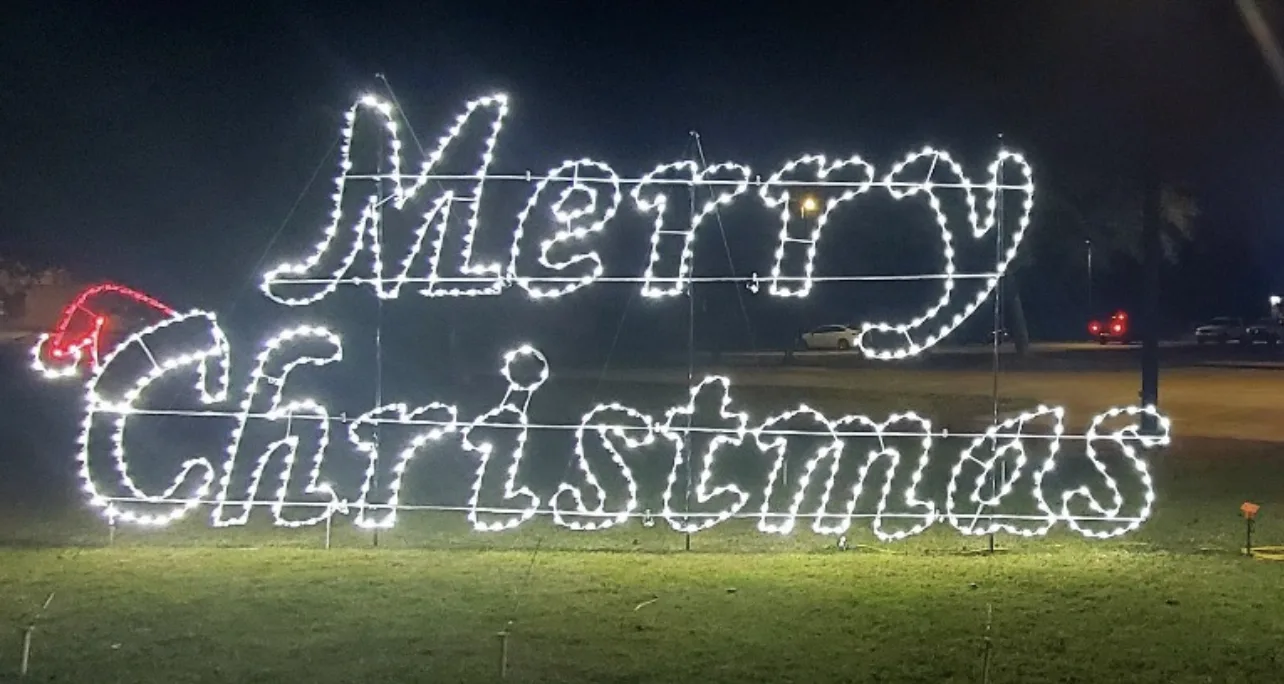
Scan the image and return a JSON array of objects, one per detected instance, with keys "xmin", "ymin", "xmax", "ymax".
[
  {"xmin": 1141, "ymin": 173, "xmax": 1161, "ymax": 428},
  {"xmin": 1008, "ymin": 277, "xmax": 1031, "ymax": 357},
  {"xmin": 1001, "ymin": 272, "xmax": 1032, "ymax": 356}
]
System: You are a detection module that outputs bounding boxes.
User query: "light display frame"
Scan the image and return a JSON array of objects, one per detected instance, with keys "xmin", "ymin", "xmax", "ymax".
[{"xmin": 44, "ymin": 90, "xmax": 1173, "ymax": 542}]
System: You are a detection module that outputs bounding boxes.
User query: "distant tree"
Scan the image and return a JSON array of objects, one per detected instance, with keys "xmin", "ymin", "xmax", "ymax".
[
  {"xmin": 1005, "ymin": 182, "xmax": 1198, "ymax": 355},
  {"xmin": 1059, "ymin": 182, "xmax": 1199, "ymax": 266},
  {"xmin": 0, "ymin": 258, "xmax": 70, "ymax": 320}
]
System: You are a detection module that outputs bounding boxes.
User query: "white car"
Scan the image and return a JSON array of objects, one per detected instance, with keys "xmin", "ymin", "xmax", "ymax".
[
  {"xmin": 1195, "ymin": 317, "xmax": 1247, "ymax": 345},
  {"xmin": 801, "ymin": 324, "xmax": 859, "ymax": 350}
]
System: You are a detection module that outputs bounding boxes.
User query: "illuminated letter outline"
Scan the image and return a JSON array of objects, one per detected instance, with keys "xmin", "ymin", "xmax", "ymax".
[
  {"xmin": 508, "ymin": 158, "xmax": 623, "ymax": 299},
  {"xmin": 462, "ymin": 345, "xmax": 546, "ymax": 531},
  {"xmin": 633, "ymin": 161, "xmax": 752, "ymax": 298},
  {"xmin": 348, "ymin": 402, "xmax": 460, "ymax": 529},
  {"xmin": 212, "ymin": 326, "xmax": 344, "ymax": 528},
  {"xmin": 55, "ymin": 91, "xmax": 1181, "ymax": 543},
  {"xmin": 1051, "ymin": 405, "xmax": 1169, "ymax": 539},
  {"xmin": 552, "ymin": 402, "xmax": 656, "ymax": 531},
  {"xmin": 261, "ymin": 93, "xmax": 510, "ymax": 304},
  {"xmin": 856, "ymin": 148, "xmax": 1034, "ymax": 360},
  {"xmin": 760, "ymin": 154, "xmax": 876, "ymax": 298},
  {"xmin": 77, "ymin": 310, "xmax": 229, "ymax": 526},
  {"xmin": 945, "ymin": 405, "xmax": 1063, "ymax": 537},
  {"xmin": 658, "ymin": 375, "xmax": 751, "ymax": 533},
  {"xmin": 70, "ymin": 326, "xmax": 1174, "ymax": 540}
]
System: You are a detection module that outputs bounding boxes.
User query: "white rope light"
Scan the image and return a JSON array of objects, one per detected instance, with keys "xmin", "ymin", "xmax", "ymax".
[
  {"xmin": 209, "ymin": 325, "xmax": 344, "ymax": 527},
  {"xmin": 461, "ymin": 345, "xmax": 547, "ymax": 531},
  {"xmin": 77, "ymin": 311, "xmax": 229, "ymax": 526},
  {"xmin": 257, "ymin": 92, "xmax": 1033, "ymax": 359},
  {"xmin": 658, "ymin": 376, "xmax": 751, "ymax": 533},
  {"xmin": 945, "ymin": 406, "xmax": 1063, "ymax": 537},
  {"xmin": 508, "ymin": 159, "xmax": 622, "ymax": 299},
  {"xmin": 856, "ymin": 149, "xmax": 1034, "ymax": 360},
  {"xmin": 754, "ymin": 405, "xmax": 842, "ymax": 535},
  {"xmin": 633, "ymin": 161, "xmax": 753, "ymax": 297},
  {"xmin": 752, "ymin": 409, "xmax": 939, "ymax": 540},
  {"xmin": 1057, "ymin": 406, "xmax": 1169, "ymax": 539},
  {"xmin": 760, "ymin": 155, "xmax": 875, "ymax": 298},
  {"xmin": 348, "ymin": 402, "xmax": 458, "ymax": 529},
  {"xmin": 553, "ymin": 403, "xmax": 655, "ymax": 531},
  {"xmin": 33, "ymin": 333, "xmax": 87, "ymax": 380},
  {"xmin": 261, "ymin": 93, "xmax": 509, "ymax": 304},
  {"xmin": 70, "ymin": 312, "xmax": 1172, "ymax": 539},
  {"xmin": 53, "ymin": 90, "xmax": 1172, "ymax": 542}
]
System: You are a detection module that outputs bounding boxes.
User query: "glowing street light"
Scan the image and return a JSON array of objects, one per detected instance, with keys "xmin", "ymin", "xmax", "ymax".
[{"xmin": 800, "ymin": 195, "xmax": 819, "ymax": 215}]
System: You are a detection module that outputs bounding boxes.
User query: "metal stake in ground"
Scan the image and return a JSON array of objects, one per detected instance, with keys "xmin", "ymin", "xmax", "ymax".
[
  {"xmin": 19, "ymin": 592, "xmax": 54, "ymax": 678},
  {"xmin": 496, "ymin": 621, "xmax": 512, "ymax": 680},
  {"xmin": 979, "ymin": 603, "xmax": 994, "ymax": 684},
  {"xmin": 324, "ymin": 509, "xmax": 333, "ymax": 550}
]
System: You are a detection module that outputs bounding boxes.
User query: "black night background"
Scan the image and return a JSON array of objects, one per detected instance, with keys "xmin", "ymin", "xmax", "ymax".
[{"xmin": 1, "ymin": 1, "xmax": 1281, "ymax": 360}]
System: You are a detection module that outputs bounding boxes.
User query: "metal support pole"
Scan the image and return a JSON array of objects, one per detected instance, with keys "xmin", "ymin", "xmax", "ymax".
[
  {"xmin": 1139, "ymin": 20, "xmax": 1162, "ymax": 435},
  {"xmin": 1086, "ymin": 240, "xmax": 1094, "ymax": 317},
  {"xmin": 496, "ymin": 624, "xmax": 511, "ymax": 679},
  {"xmin": 684, "ymin": 156, "xmax": 697, "ymax": 553},
  {"xmin": 987, "ymin": 135, "xmax": 1004, "ymax": 555}
]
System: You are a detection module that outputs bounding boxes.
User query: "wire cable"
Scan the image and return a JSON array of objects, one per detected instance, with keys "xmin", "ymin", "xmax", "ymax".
[
  {"xmin": 692, "ymin": 130, "xmax": 760, "ymax": 357},
  {"xmin": 93, "ymin": 406, "xmax": 1106, "ymax": 441}
]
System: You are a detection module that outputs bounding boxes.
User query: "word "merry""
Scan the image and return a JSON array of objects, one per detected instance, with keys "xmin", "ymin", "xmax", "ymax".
[{"xmin": 260, "ymin": 93, "xmax": 1035, "ymax": 359}]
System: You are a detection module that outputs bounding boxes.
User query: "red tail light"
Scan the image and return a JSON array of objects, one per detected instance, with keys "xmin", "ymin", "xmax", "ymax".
[
  {"xmin": 1111, "ymin": 323, "xmax": 1123, "ymax": 334},
  {"xmin": 1089, "ymin": 321, "xmax": 1101, "ymax": 334}
]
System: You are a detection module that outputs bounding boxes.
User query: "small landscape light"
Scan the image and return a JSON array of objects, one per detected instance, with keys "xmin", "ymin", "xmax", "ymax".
[{"xmin": 1241, "ymin": 502, "xmax": 1260, "ymax": 555}]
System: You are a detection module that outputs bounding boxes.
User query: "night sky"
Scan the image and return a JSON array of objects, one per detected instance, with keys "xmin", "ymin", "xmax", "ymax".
[{"xmin": 2, "ymin": 1, "xmax": 1282, "ymax": 345}]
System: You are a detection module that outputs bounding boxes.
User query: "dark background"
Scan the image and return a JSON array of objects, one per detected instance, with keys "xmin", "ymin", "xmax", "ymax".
[{"xmin": 1, "ymin": 1, "xmax": 1282, "ymax": 357}]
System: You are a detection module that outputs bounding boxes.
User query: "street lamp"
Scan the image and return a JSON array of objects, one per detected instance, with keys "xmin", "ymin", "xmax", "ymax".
[
  {"xmin": 800, "ymin": 196, "xmax": 819, "ymax": 215},
  {"xmin": 1086, "ymin": 239, "xmax": 1094, "ymax": 315}
]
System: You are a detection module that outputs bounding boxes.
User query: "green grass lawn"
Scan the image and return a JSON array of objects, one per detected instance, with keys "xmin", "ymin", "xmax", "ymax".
[
  {"xmin": 3, "ymin": 368, "xmax": 1284, "ymax": 683},
  {"xmin": 2, "ymin": 436, "xmax": 1284, "ymax": 683},
  {"xmin": 3, "ymin": 545, "xmax": 1283, "ymax": 683}
]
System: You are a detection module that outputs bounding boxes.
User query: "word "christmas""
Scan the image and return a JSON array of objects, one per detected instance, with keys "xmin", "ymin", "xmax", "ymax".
[{"xmin": 76, "ymin": 312, "xmax": 1169, "ymax": 541}]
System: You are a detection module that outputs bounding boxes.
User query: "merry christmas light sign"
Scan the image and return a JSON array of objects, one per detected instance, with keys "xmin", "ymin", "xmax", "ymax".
[
  {"xmin": 50, "ymin": 91, "xmax": 1172, "ymax": 540},
  {"xmin": 261, "ymin": 92, "xmax": 1034, "ymax": 359}
]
